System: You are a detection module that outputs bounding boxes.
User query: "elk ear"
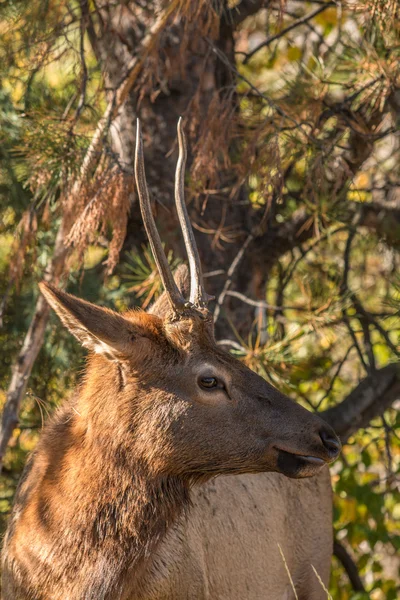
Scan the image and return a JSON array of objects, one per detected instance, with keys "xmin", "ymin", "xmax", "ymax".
[
  {"xmin": 40, "ymin": 282, "xmax": 161, "ymax": 360},
  {"xmin": 148, "ymin": 264, "xmax": 190, "ymax": 317}
]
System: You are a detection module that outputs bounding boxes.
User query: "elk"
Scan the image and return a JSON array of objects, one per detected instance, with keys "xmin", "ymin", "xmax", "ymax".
[{"xmin": 2, "ymin": 120, "xmax": 341, "ymax": 600}]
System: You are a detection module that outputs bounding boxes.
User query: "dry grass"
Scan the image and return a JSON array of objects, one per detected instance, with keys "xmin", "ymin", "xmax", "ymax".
[
  {"xmin": 278, "ymin": 543, "xmax": 335, "ymax": 599},
  {"xmin": 311, "ymin": 565, "xmax": 333, "ymax": 600},
  {"xmin": 278, "ymin": 543, "xmax": 299, "ymax": 599}
]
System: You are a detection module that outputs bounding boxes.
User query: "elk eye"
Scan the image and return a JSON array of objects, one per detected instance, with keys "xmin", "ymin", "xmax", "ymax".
[{"xmin": 199, "ymin": 376, "xmax": 218, "ymax": 389}]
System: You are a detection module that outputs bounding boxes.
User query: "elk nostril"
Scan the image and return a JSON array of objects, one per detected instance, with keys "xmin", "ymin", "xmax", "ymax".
[{"xmin": 320, "ymin": 428, "xmax": 341, "ymax": 458}]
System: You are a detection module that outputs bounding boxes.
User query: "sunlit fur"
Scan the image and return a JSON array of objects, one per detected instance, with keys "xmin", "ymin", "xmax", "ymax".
[{"xmin": 1, "ymin": 267, "xmax": 340, "ymax": 599}]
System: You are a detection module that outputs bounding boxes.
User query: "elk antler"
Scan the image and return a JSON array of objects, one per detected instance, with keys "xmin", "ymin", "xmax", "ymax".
[
  {"xmin": 135, "ymin": 118, "xmax": 211, "ymax": 312},
  {"xmin": 175, "ymin": 118, "xmax": 210, "ymax": 308},
  {"xmin": 135, "ymin": 119, "xmax": 186, "ymax": 311}
]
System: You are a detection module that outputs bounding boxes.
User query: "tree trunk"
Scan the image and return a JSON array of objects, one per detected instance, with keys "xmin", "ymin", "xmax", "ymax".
[{"xmin": 93, "ymin": 1, "xmax": 266, "ymax": 340}]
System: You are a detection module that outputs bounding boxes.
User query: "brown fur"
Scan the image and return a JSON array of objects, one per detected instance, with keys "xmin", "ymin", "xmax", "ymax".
[{"xmin": 2, "ymin": 268, "xmax": 340, "ymax": 599}]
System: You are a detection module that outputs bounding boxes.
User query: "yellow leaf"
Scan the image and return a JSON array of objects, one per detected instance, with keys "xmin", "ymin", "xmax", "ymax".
[
  {"xmin": 351, "ymin": 172, "xmax": 370, "ymax": 189},
  {"xmin": 315, "ymin": 7, "xmax": 337, "ymax": 27},
  {"xmin": 287, "ymin": 46, "xmax": 302, "ymax": 62}
]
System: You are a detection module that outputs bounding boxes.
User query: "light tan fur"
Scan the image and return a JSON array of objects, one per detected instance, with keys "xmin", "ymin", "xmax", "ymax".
[{"xmin": 122, "ymin": 471, "xmax": 333, "ymax": 600}]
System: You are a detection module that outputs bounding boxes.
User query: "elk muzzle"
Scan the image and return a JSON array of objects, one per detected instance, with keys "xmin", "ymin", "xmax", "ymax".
[{"xmin": 272, "ymin": 418, "xmax": 341, "ymax": 479}]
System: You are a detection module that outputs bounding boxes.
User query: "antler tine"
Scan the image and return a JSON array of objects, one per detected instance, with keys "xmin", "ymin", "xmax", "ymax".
[
  {"xmin": 175, "ymin": 118, "xmax": 209, "ymax": 307},
  {"xmin": 135, "ymin": 119, "xmax": 186, "ymax": 311}
]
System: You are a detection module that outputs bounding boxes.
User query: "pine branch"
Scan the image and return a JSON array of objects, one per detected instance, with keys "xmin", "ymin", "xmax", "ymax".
[
  {"xmin": 254, "ymin": 199, "xmax": 400, "ymax": 271},
  {"xmin": 243, "ymin": 2, "xmax": 335, "ymax": 64},
  {"xmin": 322, "ymin": 364, "xmax": 400, "ymax": 442}
]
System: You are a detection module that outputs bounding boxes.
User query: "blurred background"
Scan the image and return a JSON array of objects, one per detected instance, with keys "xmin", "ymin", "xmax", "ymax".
[{"xmin": 0, "ymin": 1, "xmax": 399, "ymax": 597}]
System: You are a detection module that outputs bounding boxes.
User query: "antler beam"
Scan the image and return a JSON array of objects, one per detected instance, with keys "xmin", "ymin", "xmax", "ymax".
[
  {"xmin": 175, "ymin": 118, "xmax": 209, "ymax": 307},
  {"xmin": 134, "ymin": 119, "xmax": 186, "ymax": 311}
]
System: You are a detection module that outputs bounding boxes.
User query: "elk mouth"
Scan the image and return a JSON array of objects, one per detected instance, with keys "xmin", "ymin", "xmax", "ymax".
[{"xmin": 275, "ymin": 448, "xmax": 327, "ymax": 479}]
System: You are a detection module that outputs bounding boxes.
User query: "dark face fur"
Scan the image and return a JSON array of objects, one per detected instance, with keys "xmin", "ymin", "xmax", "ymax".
[{"xmin": 113, "ymin": 310, "xmax": 341, "ymax": 481}]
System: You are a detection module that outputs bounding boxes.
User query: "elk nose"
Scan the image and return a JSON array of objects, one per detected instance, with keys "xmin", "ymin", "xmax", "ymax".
[{"xmin": 320, "ymin": 427, "xmax": 341, "ymax": 459}]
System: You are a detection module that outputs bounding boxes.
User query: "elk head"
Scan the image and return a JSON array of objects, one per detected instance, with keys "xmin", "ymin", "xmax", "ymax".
[{"xmin": 40, "ymin": 119, "xmax": 340, "ymax": 482}]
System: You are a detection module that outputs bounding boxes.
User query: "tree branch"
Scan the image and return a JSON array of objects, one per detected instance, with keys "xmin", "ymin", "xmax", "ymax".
[
  {"xmin": 322, "ymin": 364, "xmax": 400, "ymax": 442},
  {"xmin": 254, "ymin": 199, "xmax": 400, "ymax": 270},
  {"xmin": 333, "ymin": 540, "xmax": 366, "ymax": 593},
  {"xmin": 243, "ymin": 2, "xmax": 335, "ymax": 63},
  {"xmin": 0, "ymin": 225, "xmax": 67, "ymax": 470},
  {"xmin": 214, "ymin": 231, "xmax": 255, "ymax": 323}
]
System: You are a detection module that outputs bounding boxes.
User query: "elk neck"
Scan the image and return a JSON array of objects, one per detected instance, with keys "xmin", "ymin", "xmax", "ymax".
[{"xmin": 32, "ymin": 355, "xmax": 192, "ymax": 591}]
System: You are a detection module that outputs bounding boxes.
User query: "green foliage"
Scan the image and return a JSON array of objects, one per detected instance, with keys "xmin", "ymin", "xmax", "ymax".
[{"xmin": 122, "ymin": 245, "xmax": 182, "ymax": 310}]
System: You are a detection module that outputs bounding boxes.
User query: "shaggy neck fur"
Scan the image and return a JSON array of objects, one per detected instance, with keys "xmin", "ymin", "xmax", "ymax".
[{"xmin": 9, "ymin": 361, "xmax": 191, "ymax": 600}]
